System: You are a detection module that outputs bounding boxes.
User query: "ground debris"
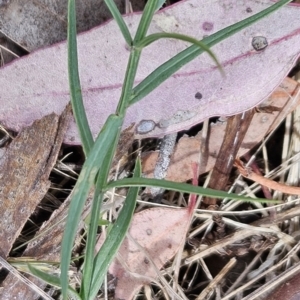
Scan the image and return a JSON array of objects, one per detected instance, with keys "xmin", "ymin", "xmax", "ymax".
[{"xmin": 0, "ymin": 105, "xmax": 71, "ymax": 298}]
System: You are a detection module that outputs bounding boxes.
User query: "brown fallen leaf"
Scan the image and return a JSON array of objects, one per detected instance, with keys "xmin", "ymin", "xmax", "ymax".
[
  {"xmin": 101, "ymin": 164, "xmax": 198, "ymax": 299},
  {"xmin": 0, "ymin": 191, "xmax": 94, "ymax": 299},
  {"xmin": 142, "ymin": 77, "xmax": 300, "ymax": 182},
  {"xmin": 98, "ymin": 206, "xmax": 192, "ymax": 300},
  {"xmin": 0, "ymin": 0, "xmax": 134, "ymax": 51},
  {"xmin": 0, "ymin": 105, "xmax": 71, "ymax": 258}
]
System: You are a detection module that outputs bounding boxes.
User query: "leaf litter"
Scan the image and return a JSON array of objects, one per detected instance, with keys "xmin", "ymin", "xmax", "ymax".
[
  {"xmin": 0, "ymin": 105, "xmax": 71, "ymax": 257},
  {"xmin": 99, "ymin": 207, "xmax": 192, "ymax": 299},
  {"xmin": 0, "ymin": 0, "xmax": 299, "ymax": 144},
  {"xmin": 0, "ymin": 0, "xmax": 145, "ymax": 51},
  {"xmin": 142, "ymin": 77, "xmax": 300, "ymax": 182},
  {"xmin": 97, "ymin": 163, "xmax": 199, "ymax": 299},
  {"xmin": 0, "ymin": 0, "xmax": 297, "ymax": 299},
  {"xmin": 0, "ymin": 105, "xmax": 71, "ymax": 298}
]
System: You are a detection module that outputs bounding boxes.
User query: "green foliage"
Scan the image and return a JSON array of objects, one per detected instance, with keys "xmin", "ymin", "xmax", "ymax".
[{"xmin": 28, "ymin": 0, "xmax": 293, "ymax": 299}]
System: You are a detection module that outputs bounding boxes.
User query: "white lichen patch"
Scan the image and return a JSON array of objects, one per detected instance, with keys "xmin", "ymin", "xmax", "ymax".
[
  {"xmin": 158, "ymin": 110, "xmax": 197, "ymax": 128},
  {"xmin": 153, "ymin": 13, "xmax": 179, "ymax": 32},
  {"xmin": 136, "ymin": 120, "xmax": 156, "ymax": 134}
]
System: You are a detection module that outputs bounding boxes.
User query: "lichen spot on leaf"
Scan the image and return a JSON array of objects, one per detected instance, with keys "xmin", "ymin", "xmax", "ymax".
[
  {"xmin": 252, "ymin": 36, "xmax": 268, "ymax": 51},
  {"xmin": 136, "ymin": 120, "xmax": 156, "ymax": 134}
]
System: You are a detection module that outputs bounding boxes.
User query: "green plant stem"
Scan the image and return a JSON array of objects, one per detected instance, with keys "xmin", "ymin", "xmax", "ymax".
[{"xmin": 116, "ymin": 49, "xmax": 141, "ymax": 115}]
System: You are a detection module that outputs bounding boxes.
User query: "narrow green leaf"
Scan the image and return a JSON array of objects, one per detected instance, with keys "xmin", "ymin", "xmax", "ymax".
[
  {"xmin": 84, "ymin": 215, "xmax": 110, "ymax": 226},
  {"xmin": 81, "ymin": 127, "xmax": 123, "ymax": 300},
  {"xmin": 155, "ymin": 0, "xmax": 165, "ymax": 12},
  {"xmin": 135, "ymin": 32, "xmax": 223, "ymax": 73},
  {"xmin": 105, "ymin": 177, "xmax": 280, "ymax": 204},
  {"xmin": 88, "ymin": 159, "xmax": 141, "ymax": 299},
  {"xmin": 130, "ymin": 0, "xmax": 292, "ymax": 105},
  {"xmin": 133, "ymin": 0, "xmax": 159, "ymax": 43},
  {"xmin": 68, "ymin": 0, "xmax": 94, "ymax": 155},
  {"xmin": 27, "ymin": 264, "xmax": 81, "ymax": 300},
  {"xmin": 60, "ymin": 114, "xmax": 123, "ymax": 299},
  {"xmin": 104, "ymin": 0, "xmax": 132, "ymax": 45},
  {"xmin": 80, "ymin": 188, "xmax": 104, "ymax": 299}
]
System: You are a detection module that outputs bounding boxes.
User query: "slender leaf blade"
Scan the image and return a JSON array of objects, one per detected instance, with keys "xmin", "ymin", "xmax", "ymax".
[
  {"xmin": 116, "ymin": 50, "xmax": 141, "ymax": 114},
  {"xmin": 88, "ymin": 159, "xmax": 141, "ymax": 299},
  {"xmin": 60, "ymin": 114, "xmax": 123, "ymax": 299},
  {"xmin": 105, "ymin": 177, "xmax": 280, "ymax": 204},
  {"xmin": 130, "ymin": 0, "xmax": 293, "ymax": 105},
  {"xmin": 81, "ymin": 123, "xmax": 123, "ymax": 299},
  {"xmin": 80, "ymin": 188, "xmax": 104, "ymax": 299},
  {"xmin": 133, "ymin": 0, "xmax": 159, "ymax": 43},
  {"xmin": 155, "ymin": 0, "xmax": 165, "ymax": 12},
  {"xmin": 27, "ymin": 264, "xmax": 81, "ymax": 300},
  {"xmin": 135, "ymin": 32, "xmax": 223, "ymax": 73},
  {"xmin": 68, "ymin": 0, "xmax": 94, "ymax": 154},
  {"xmin": 104, "ymin": 0, "xmax": 132, "ymax": 45}
]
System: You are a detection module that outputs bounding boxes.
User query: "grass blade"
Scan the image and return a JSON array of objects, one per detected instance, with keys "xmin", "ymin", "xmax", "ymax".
[
  {"xmin": 27, "ymin": 264, "xmax": 81, "ymax": 300},
  {"xmin": 80, "ymin": 188, "xmax": 104, "ymax": 299},
  {"xmin": 130, "ymin": 0, "xmax": 292, "ymax": 105},
  {"xmin": 104, "ymin": 0, "xmax": 132, "ymax": 45},
  {"xmin": 155, "ymin": 0, "xmax": 166, "ymax": 12},
  {"xmin": 60, "ymin": 114, "xmax": 123, "ymax": 299},
  {"xmin": 105, "ymin": 177, "xmax": 280, "ymax": 204},
  {"xmin": 133, "ymin": 0, "xmax": 159, "ymax": 43},
  {"xmin": 68, "ymin": 0, "xmax": 94, "ymax": 154},
  {"xmin": 81, "ymin": 124, "xmax": 125, "ymax": 299},
  {"xmin": 88, "ymin": 159, "xmax": 141, "ymax": 299},
  {"xmin": 135, "ymin": 32, "xmax": 223, "ymax": 72}
]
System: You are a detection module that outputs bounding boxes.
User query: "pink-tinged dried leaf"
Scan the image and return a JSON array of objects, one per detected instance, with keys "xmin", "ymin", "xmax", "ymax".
[
  {"xmin": 142, "ymin": 77, "xmax": 300, "ymax": 182},
  {"xmin": 268, "ymin": 273, "xmax": 300, "ymax": 300},
  {"xmin": 0, "ymin": 0, "xmax": 299, "ymax": 144},
  {"xmin": 99, "ymin": 207, "xmax": 191, "ymax": 300}
]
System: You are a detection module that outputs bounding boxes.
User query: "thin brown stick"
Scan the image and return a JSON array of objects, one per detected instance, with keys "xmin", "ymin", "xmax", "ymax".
[
  {"xmin": 204, "ymin": 110, "xmax": 255, "ymax": 206},
  {"xmin": 235, "ymin": 158, "xmax": 300, "ymax": 195}
]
